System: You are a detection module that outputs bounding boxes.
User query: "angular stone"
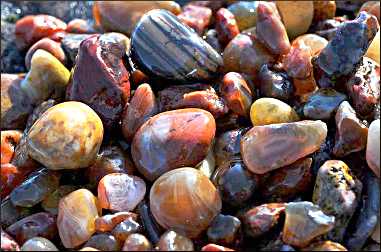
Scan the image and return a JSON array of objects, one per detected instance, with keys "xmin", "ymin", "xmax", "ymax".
[
  {"xmin": 242, "ymin": 203, "xmax": 285, "ymax": 238},
  {"xmin": 93, "ymin": 1, "xmax": 181, "ymax": 36},
  {"xmin": 122, "ymin": 234, "xmax": 152, "ymax": 251},
  {"xmin": 131, "ymin": 9, "xmax": 222, "ymax": 83},
  {"xmin": 132, "ymin": 109, "xmax": 216, "ymax": 181},
  {"xmin": 1, "ymin": 74, "xmax": 33, "ymax": 130},
  {"xmin": 150, "ymin": 168, "xmax": 221, "ymax": 238},
  {"xmin": 303, "ymin": 88, "xmax": 347, "ymax": 120},
  {"xmin": 6, "ymin": 212, "xmax": 57, "ymax": 245},
  {"xmin": 258, "ymin": 64, "xmax": 294, "ymax": 101},
  {"xmin": 21, "ymin": 237, "xmax": 58, "ymax": 251},
  {"xmin": 366, "ymin": 119, "xmax": 380, "ymax": 177},
  {"xmin": 220, "ymin": 72, "xmax": 253, "ymax": 117},
  {"xmin": 1, "ymin": 229, "xmax": 20, "ymax": 251},
  {"xmin": 157, "ymin": 230, "xmax": 194, "ymax": 251},
  {"xmin": 313, "ymin": 160, "xmax": 363, "ymax": 242},
  {"xmin": 95, "ymin": 212, "xmax": 137, "ymax": 233},
  {"xmin": 177, "ymin": 5, "xmax": 212, "ymax": 35},
  {"xmin": 27, "ymin": 101, "xmax": 103, "ymax": 170},
  {"xmin": 257, "ymin": 2, "xmax": 290, "ymax": 55},
  {"xmin": 241, "ymin": 120, "xmax": 327, "ymax": 174},
  {"xmin": 41, "ymin": 185, "xmax": 77, "ymax": 215},
  {"xmin": 15, "ymin": 14, "xmax": 67, "ymax": 50},
  {"xmin": 332, "ymin": 101, "xmax": 368, "ymax": 157},
  {"xmin": 61, "ymin": 33, "xmax": 94, "ymax": 63},
  {"xmin": 315, "ymin": 12, "xmax": 379, "ymax": 79},
  {"xmin": 57, "ymin": 189, "xmax": 100, "ymax": 248},
  {"xmin": 260, "ymin": 158, "xmax": 313, "ymax": 202},
  {"xmin": 212, "ymin": 158, "xmax": 259, "ymax": 207},
  {"xmin": 112, "ymin": 218, "xmax": 142, "ymax": 244},
  {"xmin": 20, "ymin": 49, "xmax": 70, "ymax": 105},
  {"xmin": 250, "ymin": 98, "xmax": 299, "ymax": 126},
  {"xmin": 98, "ymin": 173, "xmax": 146, "ymax": 212},
  {"xmin": 282, "ymin": 201, "xmax": 335, "ymax": 248},
  {"xmin": 84, "ymin": 234, "xmax": 120, "ymax": 251},
  {"xmin": 302, "ymin": 241, "xmax": 347, "ymax": 251},
  {"xmin": 122, "ymin": 83, "xmax": 158, "ymax": 141},
  {"xmin": 292, "ymin": 34, "xmax": 328, "ymax": 56},
  {"xmin": 67, "ymin": 34, "xmax": 130, "ymax": 129},
  {"xmin": 228, "ymin": 1, "xmax": 259, "ymax": 31},
  {"xmin": 215, "ymin": 8, "xmax": 240, "ymax": 47},
  {"xmin": 207, "ymin": 214, "xmax": 241, "ymax": 246},
  {"xmin": 25, "ymin": 38, "xmax": 66, "ymax": 70},
  {"xmin": 10, "ymin": 168, "xmax": 60, "ymax": 207},
  {"xmin": 1, "ymin": 130, "xmax": 22, "ymax": 164},
  {"xmin": 158, "ymin": 84, "xmax": 228, "ymax": 118}
]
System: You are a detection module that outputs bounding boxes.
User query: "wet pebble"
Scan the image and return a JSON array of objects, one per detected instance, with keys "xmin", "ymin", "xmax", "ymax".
[
  {"xmin": 292, "ymin": 34, "xmax": 328, "ymax": 56},
  {"xmin": 215, "ymin": 8, "xmax": 240, "ymax": 47},
  {"xmin": 25, "ymin": 38, "xmax": 66, "ymax": 70},
  {"xmin": 258, "ymin": 64, "xmax": 294, "ymax": 101},
  {"xmin": 61, "ymin": 33, "xmax": 93, "ymax": 63},
  {"xmin": 214, "ymin": 128, "xmax": 248, "ymax": 167},
  {"xmin": 112, "ymin": 218, "xmax": 142, "ymax": 244},
  {"xmin": 122, "ymin": 233, "xmax": 152, "ymax": 251},
  {"xmin": 177, "ymin": 4, "xmax": 212, "ymax": 35},
  {"xmin": 1, "ymin": 229, "xmax": 20, "ymax": 251},
  {"xmin": 157, "ymin": 230, "xmax": 194, "ymax": 251},
  {"xmin": 41, "ymin": 185, "xmax": 77, "ymax": 215},
  {"xmin": 20, "ymin": 237, "xmax": 58, "ymax": 251},
  {"xmin": 84, "ymin": 234, "xmax": 120, "ymax": 251},
  {"xmin": 66, "ymin": 18, "xmax": 94, "ymax": 34},
  {"xmin": 227, "ymin": 1, "xmax": 259, "ymax": 31},
  {"xmin": 95, "ymin": 212, "xmax": 138, "ymax": 233},
  {"xmin": 207, "ymin": 214, "xmax": 241, "ymax": 247}
]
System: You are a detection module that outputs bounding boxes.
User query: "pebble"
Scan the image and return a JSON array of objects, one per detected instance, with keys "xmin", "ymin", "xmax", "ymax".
[
  {"xmin": 312, "ymin": 1, "xmax": 336, "ymax": 24},
  {"xmin": 332, "ymin": 101, "xmax": 368, "ymax": 157},
  {"xmin": 130, "ymin": 9, "xmax": 222, "ymax": 82},
  {"xmin": 61, "ymin": 33, "xmax": 93, "ymax": 63},
  {"xmin": 241, "ymin": 120, "xmax": 327, "ymax": 174},
  {"xmin": 366, "ymin": 119, "xmax": 380, "ymax": 177},
  {"xmin": 57, "ymin": 189, "xmax": 100, "ymax": 248},
  {"xmin": 66, "ymin": 18, "xmax": 94, "ymax": 34},
  {"xmin": 2, "ymin": 164, "xmax": 30, "ymax": 198},
  {"xmin": 157, "ymin": 230, "xmax": 194, "ymax": 251},
  {"xmin": 196, "ymin": 146, "xmax": 216, "ymax": 179},
  {"xmin": 84, "ymin": 234, "xmax": 120, "ymax": 251},
  {"xmin": 359, "ymin": 1, "xmax": 380, "ymax": 23},
  {"xmin": 1, "ymin": 130, "xmax": 22, "ymax": 164},
  {"xmin": 258, "ymin": 64, "xmax": 294, "ymax": 101},
  {"xmin": 27, "ymin": 101, "xmax": 103, "ymax": 170},
  {"xmin": 365, "ymin": 30, "xmax": 380, "ymax": 64},
  {"xmin": 302, "ymin": 241, "xmax": 347, "ymax": 251},
  {"xmin": 112, "ymin": 218, "xmax": 142, "ymax": 244},
  {"xmin": 98, "ymin": 173, "xmax": 146, "ymax": 212},
  {"xmin": 227, "ymin": 1, "xmax": 259, "ymax": 31},
  {"xmin": 122, "ymin": 233, "xmax": 152, "ymax": 251},
  {"xmin": 250, "ymin": 98, "xmax": 300, "ymax": 126},
  {"xmin": 292, "ymin": 34, "xmax": 328, "ymax": 56},
  {"xmin": 282, "ymin": 201, "xmax": 335, "ymax": 248},
  {"xmin": 1, "ymin": 198, "xmax": 33, "ymax": 228},
  {"xmin": 201, "ymin": 244, "xmax": 234, "ymax": 251},
  {"xmin": 215, "ymin": 8, "xmax": 240, "ymax": 47},
  {"xmin": 205, "ymin": 29, "xmax": 222, "ymax": 53},
  {"xmin": 95, "ymin": 212, "xmax": 137, "ymax": 233},
  {"xmin": 41, "ymin": 185, "xmax": 77, "ymax": 215},
  {"xmin": 207, "ymin": 214, "xmax": 241, "ymax": 247},
  {"xmin": 66, "ymin": 33, "xmax": 130, "ymax": 129},
  {"xmin": 25, "ymin": 38, "xmax": 66, "ymax": 70},
  {"xmin": 132, "ymin": 109, "xmax": 215, "ymax": 181},
  {"xmin": 312, "ymin": 160, "xmax": 363, "ymax": 242},
  {"xmin": 177, "ymin": 4, "xmax": 212, "ymax": 35},
  {"xmin": 20, "ymin": 237, "xmax": 58, "ymax": 251},
  {"xmin": 150, "ymin": 168, "xmax": 221, "ymax": 238},
  {"xmin": 1, "ymin": 229, "xmax": 20, "ymax": 251}
]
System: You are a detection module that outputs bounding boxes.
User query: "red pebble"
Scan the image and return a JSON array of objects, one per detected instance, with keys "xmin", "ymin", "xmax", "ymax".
[
  {"xmin": 177, "ymin": 5, "xmax": 212, "ymax": 35},
  {"xmin": 215, "ymin": 8, "xmax": 240, "ymax": 46},
  {"xmin": 66, "ymin": 18, "xmax": 94, "ymax": 33},
  {"xmin": 25, "ymin": 38, "xmax": 66, "ymax": 70}
]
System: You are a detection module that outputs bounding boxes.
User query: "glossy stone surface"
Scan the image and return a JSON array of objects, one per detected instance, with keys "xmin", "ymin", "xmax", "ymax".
[
  {"xmin": 366, "ymin": 119, "xmax": 380, "ymax": 177},
  {"xmin": 20, "ymin": 49, "xmax": 70, "ymax": 104},
  {"xmin": 67, "ymin": 34, "xmax": 130, "ymax": 129},
  {"xmin": 292, "ymin": 34, "xmax": 328, "ymax": 56},
  {"xmin": 220, "ymin": 72, "xmax": 253, "ymax": 117},
  {"xmin": 112, "ymin": 218, "xmax": 142, "ymax": 243},
  {"xmin": 207, "ymin": 214, "xmax": 241, "ymax": 246},
  {"xmin": 158, "ymin": 84, "xmax": 228, "ymax": 118},
  {"xmin": 130, "ymin": 9, "xmax": 222, "ymax": 82},
  {"xmin": 241, "ymin": 203, "xmax": 285, "ymax": 238},
  {"xmin": 122, "ymin": 83, "xmax": 158, "ymax": 141},
  {"xmin": 177, "ymin": 4, "xmax": 212, "ymax": 35},
  {"xmin": 98, "ymin": 173, "xmax": 146, "ymax": 211},
  {"xmin": 250, "ymin": 98, "xmax": 299, "ymax": 126},
  {"xmin": 228, "ymin": 1, "xmax": 259, "ymax": 31},
  {"xmin": 1, "ymin": 198, "xmax": 33, "ymax": 228},
  {"xmin": 15, "ymin": 14, "xmax": 67, "ymax": 50},
  {"xmin": 122, "ymin": 233, "xmax": 152, "ymax": 251},
  {"xmin": 215, "ymin": 8, "xmax": 240, "ymax": 47},
  {"xmin": 27, "ymin": 101, "xmax": 103, "ymax": 170},
  {"xmin": 25, "ymin": 38, "xmax": 66, "ymax": 70},
  {"xmin": 315, "ymin": 12, "xmax": 379, "ymax": 79},
  {"xmin": 66, "ymin": 18, "xmax": 94, "ymax": 34},
  {"xmin": 84, "ymin": 234, "xmax": 120, "ymax": 251},
  {"xmin": 150, "ymin": 168, "xmax": 221, "ymax": 238},
  {"xmin": 20, "ymin": 237, "xmax": 58, "ymax": 251},
  {"xmin": 332, "ymin": 101, "xmax": 368, "ymax": 157},
  {"xmin": 132, "ymin": 109, "xmax": 216, "ymax": 181},
  {"xmin": 57, "ymin": 189, "xmax": 100, "ymax": 248},
  {"xmin": 10, "ymin": 168, "xmax": 60, "ymax": 207},
  {"xmin": 93, "ymin": 1, "xmax": 181, "ymax": 35},
  {"xmin": 256, "ymin": 2, "xmax": 290, "ymax": 55},
  {"xmin": 223, "ymin": 33, "xmax": 275, "ymax": 75},
  {"xmin": 87, "ymin": 145, "xmax": 135, "ymax": 187},
  {"xmin": 1, "ymin": 229, "xmax": 20, "ymax": 251},
  {"xmin": 302, "ymin": 241, "xmax": 347, "ymax": 251},
  {"xmin": 366, "ymin": 30, "xmax": 380, "ymax": 64},
  {"xmin": 303, "ymin": 88, "xmax": 347, "ymax": 120},
  {"xmin": 157, "ymin": 230, "xmax": 194, "ymax": 251},
  {"xmin": 260, "ymin": 158, "xmax": 312, "ymax": 202},
  {"xmin": 1, "ymin": 74, "xmax": 33, "ymax": 130},
  {"xmin": 241, "ymin": 120, "xmax": 327, "ymax": 174},
  {"xmin": 61, "ymin": 33, "xmax": 93, "ymax": 63},
  {"xmin": 1, "ymin": 130, "xmax": 22, "ymax": 164},
  {"xmin": 6, "ymin": 212, "xmax": 57, "ymax": 245},
  {"xmin": 212, "ymin": 158, "xmax": 259, "ymax": 207},
  {"xmin": 41, "ymin": 185, "xmax": 77, "ymax": 215},
  {"xmin": 276, "ymin": 1, "xmax": 314, "ymax": 39},
  {"xmin": 201, "ymin": 244, "xmax": 234, "ymax": 251},
  {"xmin": 282, "ymin": 201, "xmax": 335, "ymax": 248},
  {"xmin": 214, "ymin": 128, "xmax": 249, "ymax": 167},
  {"xmin": 196, "ymin": 146, "xmax": 216, "ymax": 179},
  {"xmin": 205, "ymin": 29, "xmax": 222, "ymax": 53},
  {"xmin": 95, "ymin": 212, "xmax": 137, "ymax": 232},
  {"xmin": 313, "ymin": 160, "xmax": 362, "ymax": 241},
  {"xmin": 258, "ymin": 64, "xmax": 294, "ymax": 101},
  {"xmin": 136, "ymin": 201, "xmax": 161, "ymax": 245}
]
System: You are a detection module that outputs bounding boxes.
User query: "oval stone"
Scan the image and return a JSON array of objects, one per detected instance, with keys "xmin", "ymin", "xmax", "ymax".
[
  {"xmin": 241, "ymin": 120, "xmax": 327, "ymax": 174},
  {"xmin": 130, "ymin": 9, "xmax": 223, "ymax": 82},
  {"xmin": 132, "ymin": 108, "xmax": 216, "ymax": 181},
  {"xmin": 27, "ymin": 101, "xmax": 104, "ymax": 170}
]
